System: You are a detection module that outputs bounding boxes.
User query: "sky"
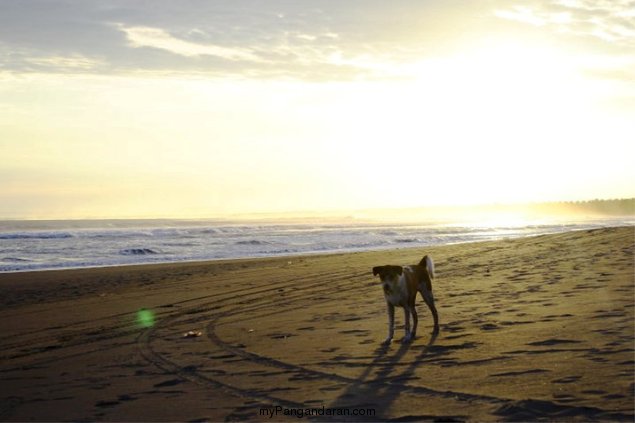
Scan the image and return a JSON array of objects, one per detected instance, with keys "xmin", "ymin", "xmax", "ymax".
[{"xmin": 1, "ymin": 0, "xmax": 634, "ymax": 219}]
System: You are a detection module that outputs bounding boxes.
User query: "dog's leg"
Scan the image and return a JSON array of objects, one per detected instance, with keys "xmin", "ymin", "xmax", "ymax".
[
  {"xmin": 402, "ymin": 307, "xmax": 411, "ymax": 343},
  {"xmin": 383, "ymin": 303, "xmax": 395, "ymax": 345},
  {"xmin": 401, "ymin": 306, "xmax": 418, "ymax": 343},
  {"xmin": 411, "ymin": 305, "xmax": 418, "ymax": 340},
  {"xmin": 421, "ymin": 290, "xmax": 440, "ymax": 334}
]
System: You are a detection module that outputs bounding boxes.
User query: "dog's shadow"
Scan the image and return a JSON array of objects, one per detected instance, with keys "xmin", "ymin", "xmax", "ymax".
[{"xmin": 326, "ymin": 332, "xmax": 439, "ymax": 420}]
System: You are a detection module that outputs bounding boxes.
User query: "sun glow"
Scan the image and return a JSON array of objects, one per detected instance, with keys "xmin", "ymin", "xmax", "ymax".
[
  {"xmin": 325, "ymin": 40, "xmax": 627, "ymax": 208},
  {"xmin": 403, "ymin": 41, "xmax": 588, "ymax": 133}
]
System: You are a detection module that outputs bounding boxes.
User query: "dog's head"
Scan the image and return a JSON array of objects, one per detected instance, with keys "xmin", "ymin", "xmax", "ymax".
[{"xmin": 372, "ymin": 265, "xmax": 403, "ymax": 293}]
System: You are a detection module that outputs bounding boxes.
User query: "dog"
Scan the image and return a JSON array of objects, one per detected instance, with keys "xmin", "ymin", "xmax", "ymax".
[{"xmin": 372, "ymin": 255, "xmax": 439, "ymax": 344}]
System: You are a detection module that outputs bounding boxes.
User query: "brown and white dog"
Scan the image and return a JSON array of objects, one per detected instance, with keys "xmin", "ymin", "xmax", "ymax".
[{"xmin": 372, "ymin": 255, "xmax": 439, "ymax": 344}]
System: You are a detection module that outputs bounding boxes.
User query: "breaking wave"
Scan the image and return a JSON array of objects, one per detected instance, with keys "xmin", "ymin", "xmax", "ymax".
[
  {"xmin": 119, "ymin": 248, "xmax": 161, "ymax": 256},
  {"xmin": 0, "ymin": 232, "xmax": 74, "ymax": 240},
  {"xmin": 1, "ymin": 217, "xmax": 631, "ymax": 272},
  {"xmin": 394, "ymin": 238, "xmax": 420, "ymax": 243},
  {"xmin": 235, "ymin": 240, "xmax": 271, "ymax": 245},
  {"xmin": 1, "ymin": 257, "xmax": 33, "ymax": 262}
]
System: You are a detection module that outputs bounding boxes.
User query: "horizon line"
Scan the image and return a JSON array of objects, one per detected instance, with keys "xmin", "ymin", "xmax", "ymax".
[{"xmin": 1, "ymin": 197, "xmax": 633, "ymax": 222}]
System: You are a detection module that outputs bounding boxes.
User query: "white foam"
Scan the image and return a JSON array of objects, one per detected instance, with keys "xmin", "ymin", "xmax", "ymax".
[{"xmin": 0, "ymin": 218, "xmax": 632, "ymax": 272}]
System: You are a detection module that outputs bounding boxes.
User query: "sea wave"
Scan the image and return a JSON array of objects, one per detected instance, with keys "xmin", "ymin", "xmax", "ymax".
[
  {"xmin": 119, "ymin": 248, "xmax": 161, "ymax": 256},
  {"xmin": 235, "ymin": 240, "xmax": 271, "ymax": 245},
  {"xmin": 0, "ymin": 232, "xmax": 74, "ymax": 240},
  {"xmin": 1, "ymin": 257, "xmax": 33, "ymax": 262},
  {"xmin": 1, "ymin": 217, "xmax": 631, "ymax": 272},
  {"xmin": 394, "ymin": 238, "xmax": 420, "ymax": 243}
]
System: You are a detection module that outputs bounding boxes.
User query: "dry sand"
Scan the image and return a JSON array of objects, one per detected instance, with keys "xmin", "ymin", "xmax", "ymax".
[{"xmin": 0, "ymin": 226, "xmax": 633, "ymax": 421}]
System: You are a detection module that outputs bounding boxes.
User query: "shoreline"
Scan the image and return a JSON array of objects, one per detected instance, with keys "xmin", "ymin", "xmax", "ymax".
[
  {"xmin": 0, "ymin": 226, "xmax": 633, "ymax": 421},
  {"xmin": 1, "ymin": 224, "xmax": 631, "ymax": 276},
  {"xmin": 1, "ymin": 226, "xmax": 629, "ymax": 309}
]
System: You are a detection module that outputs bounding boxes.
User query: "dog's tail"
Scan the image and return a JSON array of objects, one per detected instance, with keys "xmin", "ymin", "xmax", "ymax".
[{"xmin": 419, "ymin": 255, "xmax": 435, "ymax": 279}]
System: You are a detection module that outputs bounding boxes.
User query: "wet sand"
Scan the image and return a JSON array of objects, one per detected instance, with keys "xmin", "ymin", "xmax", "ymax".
[{"xmin": 0, "ymin": 226, "xmax": 633, "ymax": 421}]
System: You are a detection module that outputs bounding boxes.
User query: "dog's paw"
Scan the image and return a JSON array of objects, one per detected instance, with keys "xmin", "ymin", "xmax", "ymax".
[{"xmin": 401, "ymin": 334, "xmax": 414, "ymax": 344}]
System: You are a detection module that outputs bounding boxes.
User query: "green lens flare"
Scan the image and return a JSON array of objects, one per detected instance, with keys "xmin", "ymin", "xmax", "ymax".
[{"xmin": 137, "ymin": 308, "xmax": 155, "ymax": 328}]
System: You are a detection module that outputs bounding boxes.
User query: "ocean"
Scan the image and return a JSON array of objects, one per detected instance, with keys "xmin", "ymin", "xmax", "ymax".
[{"xmin": 0, "ymin": 217, "xmax": 632, "ymax": 272}]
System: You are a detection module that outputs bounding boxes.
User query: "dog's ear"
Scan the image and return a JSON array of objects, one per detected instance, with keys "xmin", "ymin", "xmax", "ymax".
[
  {"xmin": 391, "ymin": 265, "xmax": 403, "ymax": 276},
  {"xmin": 372, "ymin": 266, "xmax": 382, "ymax": 276}
]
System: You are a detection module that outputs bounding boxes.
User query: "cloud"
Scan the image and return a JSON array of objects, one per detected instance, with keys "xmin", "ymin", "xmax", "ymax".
[
  {"xmin": 1, "ymin": 0, "xmax": 630, "ymax": 83},
  {"xmin": 494, "ymin": 0, "xmax": 635, "ymax": 47},
  {"xmin": 25, "ymin": 54, "xmax": 106, "ymax": 71},
  {"xmin": 0, "ymin": 0, "xmax": 458, "ymax": 80},
  {"xmin": 118, "ymin": 25, "xmax": 264, "ymax": 62},
  {"xmin": 494, "ymin": 6, "xmax": 551, "ymax": 26}
]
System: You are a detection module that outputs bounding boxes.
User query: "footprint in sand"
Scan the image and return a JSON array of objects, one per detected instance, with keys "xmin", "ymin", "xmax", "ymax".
[
  {"xmin": 581, "ymin": 389, "xmax": 606, "ymax": 395},
  {"xmin": 552, "ymin": 393, "xmax": 578, "ymax": 403},
  {"xmin": 553, "ymin": 375, "xmax": 581, "ymax": 384},
  {"xmin": 268, "ymin": 332, "xmax": 296, "ymax": 339},
  {"xmin": 480, "ymin": 323, "xmax": 500, "ymax": 331},
  {"xmin": 339, "ymin": 329, "xmax": 369, "ymax": 336},
  {"xmin": 527, "ymin": 339, "xmax": 581, "ymax": 347},
  {"xmin": 490, "ymin": 369, "xmax": 549, "ymax": 377},
  {"xmin": 442, "ymin": 321, "xmax": 466, "ymax": 333},
  {"xmin": 153, "ymin": 378, "xmax": 184, "ymax": 388},
  {"xmin": 444, "ymin": 334, "xmax": 471, "ymax": 340},
  {"xmin": 95, "ymin": 400, "xmax": 120, "ymax": 408}
]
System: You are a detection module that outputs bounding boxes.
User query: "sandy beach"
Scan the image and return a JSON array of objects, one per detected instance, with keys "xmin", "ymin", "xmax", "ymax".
[{"xmin": 0, "ymin": 226, "xmax": 633, "ymax": 421}]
